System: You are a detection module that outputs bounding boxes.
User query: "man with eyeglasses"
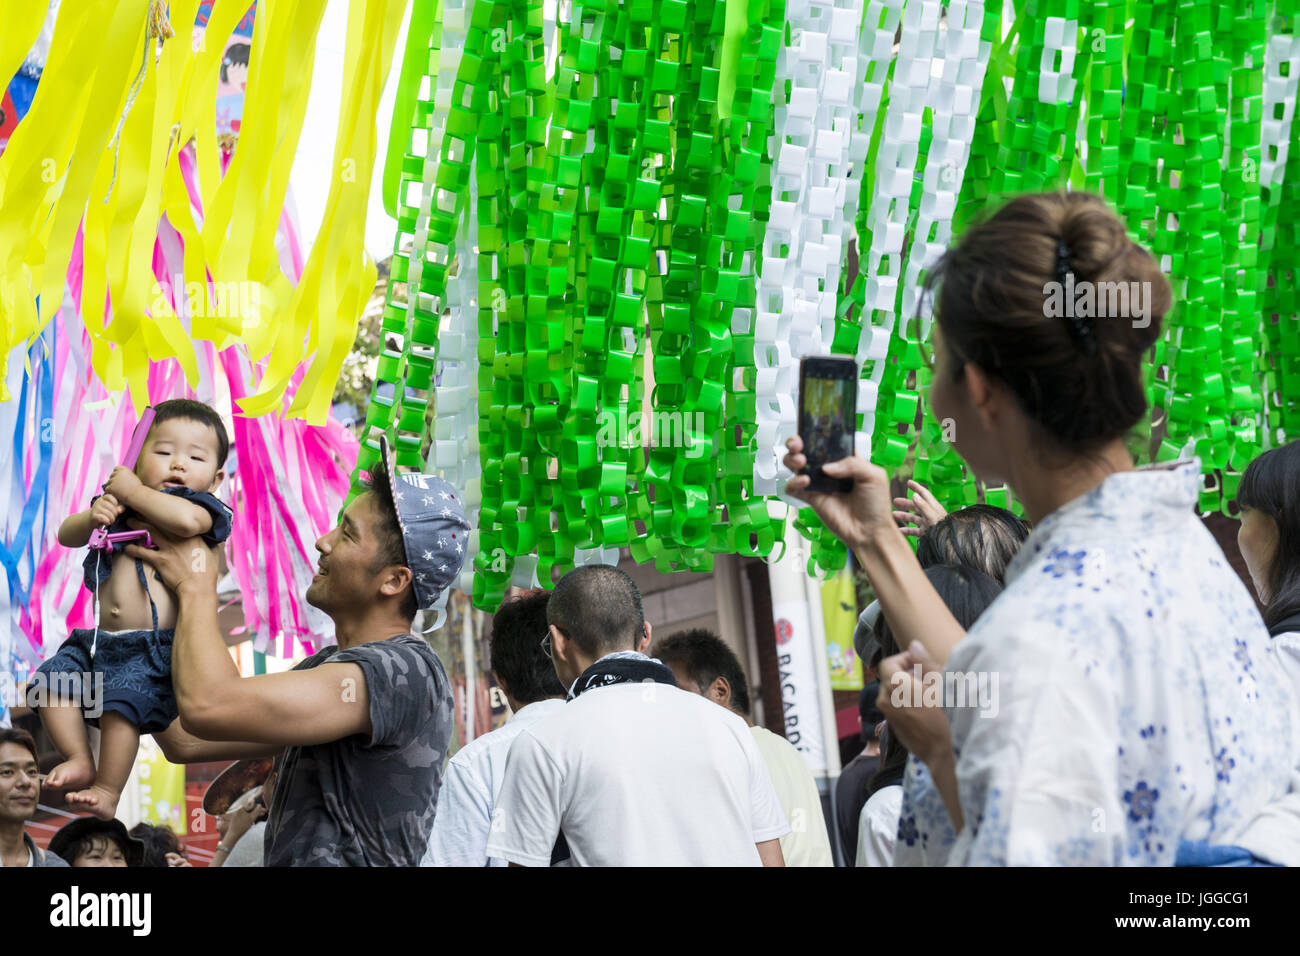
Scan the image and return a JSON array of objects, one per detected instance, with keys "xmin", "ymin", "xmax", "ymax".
[
  {"xmin": 422, "ymin": 590, "xmax": 566, "ymax": 866},
  {"xmin": 487, "ymin": 564, "xmax": 789, "ymax": 866}
]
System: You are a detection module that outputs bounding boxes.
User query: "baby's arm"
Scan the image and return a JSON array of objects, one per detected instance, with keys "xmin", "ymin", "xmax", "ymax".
[
  {"xmin": 103, "ymin": 467, "xmax": 215, "ymax": 539},
  {"xmin": 58, "ymin": 495, "xmax": 124, "ymax": 547}
]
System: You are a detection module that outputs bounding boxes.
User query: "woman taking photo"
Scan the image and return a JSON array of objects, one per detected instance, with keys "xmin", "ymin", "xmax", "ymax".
[{"xmin": 785, "ymin": 191, "xmax": 1295, "ymax": 865}]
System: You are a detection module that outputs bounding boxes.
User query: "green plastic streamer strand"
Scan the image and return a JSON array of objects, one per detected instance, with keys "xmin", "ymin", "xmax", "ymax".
[{"xmin": 1261, "ymin": 6, "xmax": 1300, "ymax": 448}]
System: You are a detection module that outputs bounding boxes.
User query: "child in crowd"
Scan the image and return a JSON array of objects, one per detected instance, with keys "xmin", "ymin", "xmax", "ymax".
[
  {"xmin": 47, "ymin": 816, "xmax": 143, "ymax": 868},
  {"xmin": 33, "ymin": 399, "xmax": 233, "ymax": 819}
]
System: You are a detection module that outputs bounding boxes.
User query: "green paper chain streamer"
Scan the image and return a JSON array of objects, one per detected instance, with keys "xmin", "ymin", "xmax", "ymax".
[
  {"xmin": 357, "ymin": 0, "xmax": 1300, "ymax": 609},
  {"xmin": 1261, "ymin": 6, "xmax": 1300, "ymax": 447}
]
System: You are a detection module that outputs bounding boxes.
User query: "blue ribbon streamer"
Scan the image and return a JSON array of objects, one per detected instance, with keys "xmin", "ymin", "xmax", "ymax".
[{"xmin": 0, "ymin": 323, "xmax": 57, "ymax": 610}]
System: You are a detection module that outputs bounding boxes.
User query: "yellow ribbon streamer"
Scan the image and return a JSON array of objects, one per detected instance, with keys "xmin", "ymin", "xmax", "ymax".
[
  {"xmin": 0, "ymin": 0, "xmax": 405, "ymax": 416},
  {"xmin": 243, "ymin": 0, "xmax": 406, "ymax": 423}
]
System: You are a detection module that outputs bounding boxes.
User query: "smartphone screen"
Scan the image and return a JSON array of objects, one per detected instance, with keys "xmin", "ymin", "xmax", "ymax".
[{"xmin": 798, "ymin": 357, "xmax": 858, "ymax": 493}]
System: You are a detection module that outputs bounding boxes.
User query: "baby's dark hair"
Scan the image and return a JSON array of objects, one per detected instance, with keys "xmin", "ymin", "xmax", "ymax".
[{"xmin": 150, "ymin": 399, "xmax": 229, "ymax": 468}]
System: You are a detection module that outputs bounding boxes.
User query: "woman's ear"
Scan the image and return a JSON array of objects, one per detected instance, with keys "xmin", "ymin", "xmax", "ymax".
[{"xmin": 963, "ymin": 362, "xmax": 1003, "ymax": 431}]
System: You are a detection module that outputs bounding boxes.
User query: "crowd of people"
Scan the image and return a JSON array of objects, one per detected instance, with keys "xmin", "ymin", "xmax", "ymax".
[{"xmin": 3, "ymin": 189, "xmax": 1299, "ymax": 866}]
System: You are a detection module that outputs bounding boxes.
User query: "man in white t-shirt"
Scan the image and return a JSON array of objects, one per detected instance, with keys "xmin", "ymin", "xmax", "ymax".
[
  {"xmin": 423, "ymin": 589, "xmax": 566, "ymax": 866},
  {"xmin": 486, "ymin": 565, "xmax": 789, "ymax": 867},
  {"xmin": 655, "ymin": 628, "xmax": 834, "ymax": 867}
]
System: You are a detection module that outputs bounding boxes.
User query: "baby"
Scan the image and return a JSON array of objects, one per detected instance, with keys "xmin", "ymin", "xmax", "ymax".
[{"xmin": 33, "ymin": 399, "xmax": 233, "ymax": 819}]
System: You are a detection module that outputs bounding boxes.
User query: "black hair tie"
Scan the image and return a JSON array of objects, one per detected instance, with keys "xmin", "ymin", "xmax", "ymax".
[{"xmin": 1056, "ymin": 238, "xmax": 1098, "ymax": 356}]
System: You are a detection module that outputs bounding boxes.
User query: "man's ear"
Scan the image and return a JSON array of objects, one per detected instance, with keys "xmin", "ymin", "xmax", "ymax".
[
  {"xmin": 639, "ymin": 621, "xmax": 653, "ymax": 653},
  {"xmin": 550, "ymin": 624, "xmax": 571, "ymax": 664},
  {"xmin": 379, "ymin": 566, "xmax": 414, "ymax": 601},
  {"xmin": 707, "ymin": 676, "xmax": 731, "ymax": 708},
  {"xmin": 492, "ymin": 670, "xmax": 511, "ymax": 703}
]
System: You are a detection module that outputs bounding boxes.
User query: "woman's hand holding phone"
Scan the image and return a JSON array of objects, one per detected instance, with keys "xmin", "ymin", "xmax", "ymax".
[{"xmin": 783, "ymin": 436, "xmax": 898, "ymax": 553}]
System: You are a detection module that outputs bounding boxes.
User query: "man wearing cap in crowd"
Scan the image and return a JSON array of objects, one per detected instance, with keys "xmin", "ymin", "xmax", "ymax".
[
  {"xmin": 0, "ymin": 727, "xmax": 70, "ymax": 867},
  {"xmin": 132, "ymin": 437, "xmax": 470, "ymax": 866}
]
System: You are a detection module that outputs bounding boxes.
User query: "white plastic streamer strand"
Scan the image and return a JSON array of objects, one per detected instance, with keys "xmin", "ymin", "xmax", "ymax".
[
  {"xmin": 900, "ymin": 0, "xmax": 990, "ymax": 342},
  {"xmin": 754, "ymin": 0, "xmax": 870, "ymax": 497},
  {"xmin": 1261, "ymin": 29, "xmax": 1300, "ymax": 190},
  {"xmin": 857, "ymin": 0, "xmax": 924, "ymax": 422}
]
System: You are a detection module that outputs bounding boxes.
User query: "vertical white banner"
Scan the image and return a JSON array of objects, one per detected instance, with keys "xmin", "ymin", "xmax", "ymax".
[{"xmin": 767, "ymin": 514, "xmax": 831, "ymax": 776}]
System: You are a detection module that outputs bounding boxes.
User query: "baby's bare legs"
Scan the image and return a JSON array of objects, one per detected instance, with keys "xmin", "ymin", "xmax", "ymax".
[
  {"xmin": 66, "ymin": 711, "xmax": 139, "ymax": 820},
  {"xmin": 41, "ymin": 702, "xmax": 95, "ymax": 790}
]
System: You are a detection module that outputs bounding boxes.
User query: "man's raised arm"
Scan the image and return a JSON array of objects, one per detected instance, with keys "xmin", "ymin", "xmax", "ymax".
[{"xmin": 126, "ymin": 536, "xmax": 373, "ymax": 748}]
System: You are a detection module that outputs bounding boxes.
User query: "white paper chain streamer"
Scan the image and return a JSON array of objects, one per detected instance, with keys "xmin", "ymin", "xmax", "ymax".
[
  {"xmin": 1037, "ymin": 15, "xmax": 1077, "ymax": 107},
  {"xmin": 394, "ymin": 0, "xmax": 475, "ymax": 631},
  {"xmin": 837, "ymin": 0, "xmax": 907, "ymax": 447},
  {"xmin": 429, "ymin": 166, "xmax": 481, "ymax": 595},
  {"xmin": 753, "ymin": 0, "xmax": 871, "ymax": 497},
  {"xmin": 856, "ymin": 0, "xmax": 931, "ymax": 430},
  {"xmin": 1261, "ymin": 28, "xmax": 1300, "ymax": 190},
  {"xmin": 899, "ymin": 0, "xmax": 991, "ymax": 342}
]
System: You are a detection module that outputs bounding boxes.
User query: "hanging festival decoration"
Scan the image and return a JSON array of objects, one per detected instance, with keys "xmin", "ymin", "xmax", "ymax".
[
  {"xmin": 0, "ymin": 3, "xmax": 362, "ymax": 719},
  {"xmin": 357, "ymin": 0, "xmax": 1300, "ymax": 605},
  {"xmin": 0, "ymin": 0, "xmax": 405, "ymax": 421}
]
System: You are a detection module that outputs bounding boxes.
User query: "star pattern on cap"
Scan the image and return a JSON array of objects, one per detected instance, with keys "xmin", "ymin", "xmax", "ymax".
[
  {"xmin": 423, "ymin": 495, "xmax": 434, "ymax": 506},
  {"xmin": 423, "ymin": 550, "xmax": 434, "ymax": 561}
]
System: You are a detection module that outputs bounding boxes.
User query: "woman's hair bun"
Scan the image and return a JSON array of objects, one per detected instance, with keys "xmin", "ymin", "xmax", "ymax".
[{"xmin": 927, "ymin": 191, "xmax": 1171, "ymax": 452}]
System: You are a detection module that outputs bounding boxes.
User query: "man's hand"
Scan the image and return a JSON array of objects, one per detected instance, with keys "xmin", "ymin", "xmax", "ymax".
[
  {"xmin": 783, "ymin": 436, "xmax": 898, "ymax": 552},
  {"xmin": 104, "ymin": 466, "xmax": 145, "ymax": 507},
  {"xmin": 90, "ymin": 494, "xmax": 125, "ymax": 528},
  {"xmin": 124, "ymin": 525, "xmax": 218, "ymax": 597},
  {"xmin": 223, "ymin": 797, "xmax": 268, "ymax": 846}
]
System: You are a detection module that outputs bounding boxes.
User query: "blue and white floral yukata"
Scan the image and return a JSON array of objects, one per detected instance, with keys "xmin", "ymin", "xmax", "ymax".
[{"xmin": 893, "ymin": 460, "xmax": 1296, "ymax": 866}]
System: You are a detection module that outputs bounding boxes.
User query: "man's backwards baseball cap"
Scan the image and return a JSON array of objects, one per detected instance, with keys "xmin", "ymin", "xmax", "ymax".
[{"xmin": 376, "ymin": 435, "xmax": 471, "ymax": 610}]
